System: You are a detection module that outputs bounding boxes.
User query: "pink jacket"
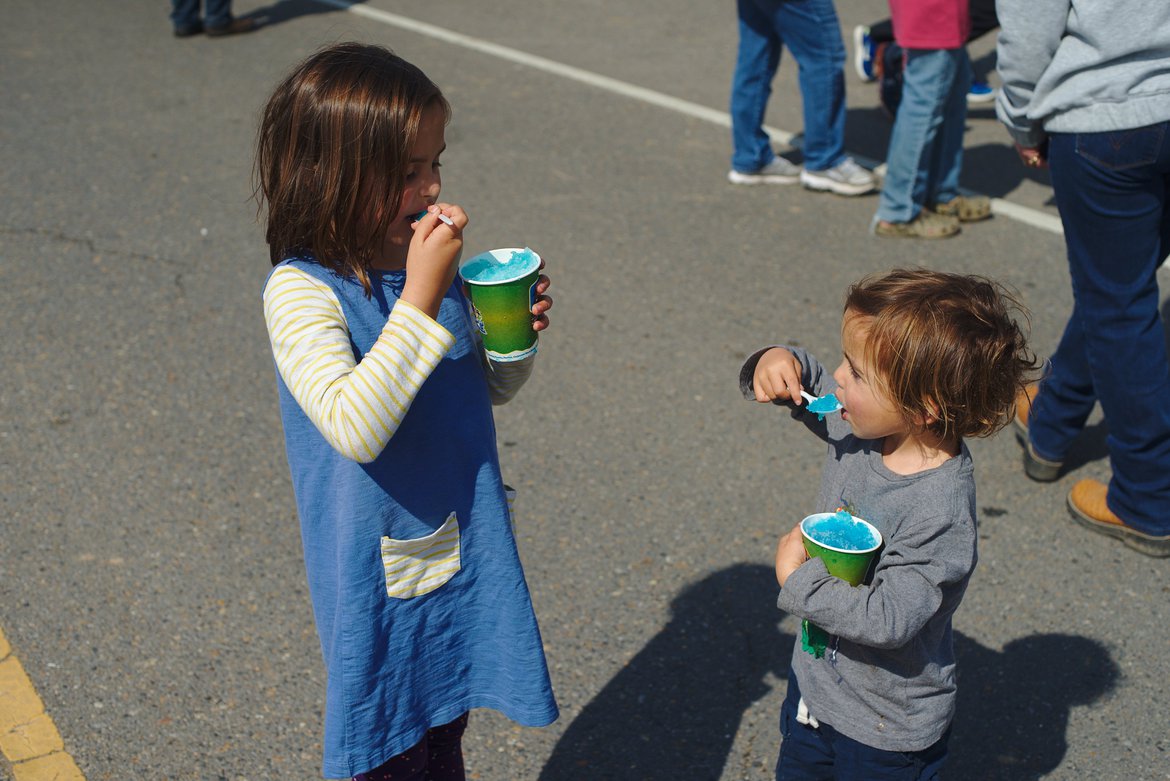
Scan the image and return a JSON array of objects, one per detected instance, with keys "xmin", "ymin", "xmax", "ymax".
[{"xmin": 888, "ymin": 0, "xmax": 971, "ymax": 49}]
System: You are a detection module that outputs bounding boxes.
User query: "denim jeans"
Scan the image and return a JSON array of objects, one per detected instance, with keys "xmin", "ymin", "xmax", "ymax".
[
  {"xmin": 170, "ymin": 0, "xmax": 232, "ymax": 30},
  {"xmin": 875, "ymin": 48, "xmax": 970, "ymax": 223},
  {"xmin": 1028, "ymin": 122, "xmax": 1170, "ymax": 535},
  {"xmin": 776, "ymin": 672, "xmax": 949, "ymax": 781},
  {"xmin": 729, "ymin": 0, "xmax": 847, "ymax": 173}
]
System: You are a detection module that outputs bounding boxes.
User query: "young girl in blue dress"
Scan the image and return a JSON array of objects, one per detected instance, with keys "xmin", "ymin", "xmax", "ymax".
[{"xmin": 254, "ymin": 42, "xmax": 558, "ymax": 780}]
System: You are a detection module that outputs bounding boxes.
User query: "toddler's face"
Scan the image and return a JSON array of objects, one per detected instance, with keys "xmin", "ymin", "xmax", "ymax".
[
  {"xmin": 831, "ymin": 311, "xmax": 907, "ymax": 442},
  {"xmin": 375, "ymin": 104, "xmax": 447, "ymax": 268}
]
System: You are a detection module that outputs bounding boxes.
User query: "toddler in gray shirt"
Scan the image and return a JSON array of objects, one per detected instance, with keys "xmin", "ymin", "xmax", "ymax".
[{"xmin": 741, "ymin": 269, "xmax": 1037, "ymax": 779}]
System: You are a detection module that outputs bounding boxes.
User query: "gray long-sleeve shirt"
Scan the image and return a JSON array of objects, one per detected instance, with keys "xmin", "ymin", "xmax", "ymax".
[
  {"xmin": 740, "ymin": 347, "xmax": 977, "ymax": 752},
  {"xmin": 996, "ymin": 0, "xmax": 1170, "ymax": 147}
]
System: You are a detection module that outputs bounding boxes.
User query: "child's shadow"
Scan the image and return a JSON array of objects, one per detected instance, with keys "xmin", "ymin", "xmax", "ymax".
[
  {"xmin": 539, "ymin": 561, "xmax": 1119, "ymax": 781},
  {"xmin": 538, "ymin": 563, "xmax": 789, "ymax": 781},
  {"xmin": 949, "ymin": 631, "xmax": 1120, "ymax": 779}
]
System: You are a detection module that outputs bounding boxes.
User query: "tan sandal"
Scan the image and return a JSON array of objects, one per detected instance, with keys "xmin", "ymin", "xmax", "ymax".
[
  {"xmin": 874, "ymin": 210, "xmax": 960, "ymax": 239},
  {"xmin": 930, "ymin": 195, "xmax": 992, "ymax": 222}
]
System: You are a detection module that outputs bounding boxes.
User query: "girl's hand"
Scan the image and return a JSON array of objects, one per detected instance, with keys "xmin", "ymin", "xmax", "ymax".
[
  {"xmin": 532, "ymin": 257, "xmax": 553, "ymax": 332},
  {"xmin": 775, "ymin": 523, "xmax": 809, "ymax": 587},
  {"xmin": 402, "ymin": 203, "xmax": 468, "ymax": 319},
  {"xmin": 752, "ymin": 348, "xmax": 804, "ymax": 404}
]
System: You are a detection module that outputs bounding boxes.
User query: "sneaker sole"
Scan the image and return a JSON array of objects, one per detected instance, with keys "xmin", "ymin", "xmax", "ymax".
[
  {"xmin": 967, "ymin": 92, "xmax": 996, "ymax": 105},
  {"xmin": 728, "ymin": 171, "xmax": 799, "ymax": 186},
  {"xmin": 852, "ymin": 27, "xmax": 874, "ymax": 83},
  {"xmin": 1067, "ymin": 495, "xmax": 1170, "ymax": 557},
  {"xmin": 800, "ymin": 172, "xmax": 876, "ymax": 197},
  {"xmin": 873, "ymin": 220, "xmax": 959, "ymax": 239}
]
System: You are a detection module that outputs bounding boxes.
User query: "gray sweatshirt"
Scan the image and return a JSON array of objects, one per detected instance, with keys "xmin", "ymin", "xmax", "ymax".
[
  {"xmin": 740, "ymin": 347, "xmax": 977, "ymax": 753},
  {"xmin": 996, "ymin": 0, "xmax": 1170, "ymax": 147}
]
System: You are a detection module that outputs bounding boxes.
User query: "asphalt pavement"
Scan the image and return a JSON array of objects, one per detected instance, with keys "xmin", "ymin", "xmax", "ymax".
[{"xmin": 2, "ymin": 1, "xmax": 1168, "ymax": 779}]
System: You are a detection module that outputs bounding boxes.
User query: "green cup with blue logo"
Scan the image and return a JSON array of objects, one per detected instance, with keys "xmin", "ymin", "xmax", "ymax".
[
  {"xmin": 798, "ymin": 511, "xmax": 883, "ymax": 657},
  {"xmin": 459, "ymin": 247, "xmax": 541, "ymax": 362}
]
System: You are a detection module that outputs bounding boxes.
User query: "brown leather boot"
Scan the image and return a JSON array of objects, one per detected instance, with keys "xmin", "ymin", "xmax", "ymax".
[
  {"xmin": 1013, "ymin": 384, "xmax": 1062, "ymax": 482},
  {"xmin": 1067, "ymin": 479, "xmax": 1170, "ymax": 557}
]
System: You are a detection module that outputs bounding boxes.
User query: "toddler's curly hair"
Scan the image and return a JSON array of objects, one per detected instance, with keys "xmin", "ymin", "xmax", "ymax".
[{"xmin": 844, "ymin": 268, "xmax": 1041, "ymax": 440}]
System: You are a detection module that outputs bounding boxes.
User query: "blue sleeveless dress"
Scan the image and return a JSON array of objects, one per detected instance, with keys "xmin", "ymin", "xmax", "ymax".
[{"xmin": 269, "ymin": 258, "xmax": 558, "ymax": 778}]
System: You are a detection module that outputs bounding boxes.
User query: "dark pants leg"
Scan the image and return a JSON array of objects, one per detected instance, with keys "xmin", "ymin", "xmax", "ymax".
[
  {"xmin": 776, "ymin": 672, "xmax": 950, "ymax": 781},
  {"xmin": 354, "ymin": 713, "xmax": 469, "ymax": 781},
  {"xmin": 1035, "ymin": 124, "xmax": 1170, "ymax": 535}
]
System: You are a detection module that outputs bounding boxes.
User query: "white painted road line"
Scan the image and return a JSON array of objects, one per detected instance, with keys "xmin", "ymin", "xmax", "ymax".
[{"xmin": 316, "ymin": 0, "xmax": 1063, "ymax": 236}]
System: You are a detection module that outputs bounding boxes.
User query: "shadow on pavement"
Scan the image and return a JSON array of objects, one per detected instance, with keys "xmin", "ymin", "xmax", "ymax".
[
  {"xmin": 539, "ymin": 563, "xmax": 789, "ymax": 781},
  {"xmin": 240, "ymin": 0, "xmax": 367, "ymax": 30},
  {"xmin": 949, "ymin": 631, "xmax": 1119, "ymax": 779},
  {"xmin": 540, "ymin": 565, "xmax": 1118, "ymax": 780}
]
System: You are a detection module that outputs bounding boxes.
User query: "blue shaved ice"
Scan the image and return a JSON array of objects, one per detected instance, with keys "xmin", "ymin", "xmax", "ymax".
[
  {"xmin": 460, "ymin": 247, "xmax": 540, "ymax": 284},
  {"xmin": 807, "ymin": 392, "xmax": 842, "ymax": 420},
  {"xmin": 804, "ymin": 510, "xmax": 879, "ymax": 551}
]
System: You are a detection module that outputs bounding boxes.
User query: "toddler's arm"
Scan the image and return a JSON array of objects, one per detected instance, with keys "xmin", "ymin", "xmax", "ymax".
[
  {"xmin": 778, "ymin": 513, "xmax": 976, "ymax": 649},
  {"xmin": 774, "ymin": 523, "xmax": 809, "ymax": 587},
  {"xmin": 750, "ymin": 347, "xmax": 805, "ymax": 404}
]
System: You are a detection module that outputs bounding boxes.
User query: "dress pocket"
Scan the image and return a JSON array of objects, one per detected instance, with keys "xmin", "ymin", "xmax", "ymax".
[{"xmin": 381, "ymin": 512, "xmax": 461, "ymax": 599}]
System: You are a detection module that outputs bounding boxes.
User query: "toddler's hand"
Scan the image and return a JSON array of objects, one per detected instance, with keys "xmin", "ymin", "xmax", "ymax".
[
  {"xmin": 775, "ymin": 523, "xmax": 809, "ymax": 587},
  {"xmin": 531, "ymin": 257, "xmax": 553, "ymax": 332},
  {"xmin": 753, "ymin": 348, "xmax": 804, "ymax": 404},
  {"xmin": 402, "ymin": 203, "xmax": 468, "ymax": 319}
]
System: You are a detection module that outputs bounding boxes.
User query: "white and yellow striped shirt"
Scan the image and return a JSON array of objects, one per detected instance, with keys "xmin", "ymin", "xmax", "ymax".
[{"xmin": 263, "ymin": 265, "xmax": 533, "ymax": 463}]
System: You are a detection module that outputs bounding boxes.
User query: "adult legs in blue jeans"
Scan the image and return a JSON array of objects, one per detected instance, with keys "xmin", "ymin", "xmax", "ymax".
[
  {"xmin": 776, "ymin": 673, "xmax": 949, "ymax": 780},
  {"xmin": 875, "ymin": 48, "xmax": 970, "ymax": 224},
  {"xmin": 170, "ymin": 0, "xmax": 232, "ymax": 31},
  {"xmin": 730, "ymin": 0, "xmax": 847, "ymax": 173},
  {"xmin": 353, "ymin": 713, "xmax": 469, "ymax": 781},
  {"xmin": 1027, "ymin": 123, "xmax": 1170, "ymax": 536}
]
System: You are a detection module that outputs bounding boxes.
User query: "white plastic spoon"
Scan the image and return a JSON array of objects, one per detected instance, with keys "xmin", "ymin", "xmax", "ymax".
[{"xmin": 800, "ymin": 390, "xmax": 843, "ymax": 418}]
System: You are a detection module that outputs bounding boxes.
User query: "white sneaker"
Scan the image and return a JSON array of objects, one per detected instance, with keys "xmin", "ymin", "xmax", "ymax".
[
  {"xmin": 800, "ymin": 157, "xmax": 877, "ymax": 196},
  {"xmin": 727, "ymin": 156, "xmax": 801, "ymax": 185}
]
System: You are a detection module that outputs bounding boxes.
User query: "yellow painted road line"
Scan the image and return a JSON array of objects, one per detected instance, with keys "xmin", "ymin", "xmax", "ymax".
[{"xmin": 0, "ymin": 627, "xmax": 85, "ymax": 780}]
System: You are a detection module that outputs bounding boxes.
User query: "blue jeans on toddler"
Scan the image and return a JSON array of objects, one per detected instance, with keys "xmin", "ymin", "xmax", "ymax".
[
  {"xmin": 776, "ymin": 673, "xmax": 949, "ymax": 781},
  {"xmin": 730, "ymin": 0, "xmax": 848, "ymax": 173},
  {"xmin": 1026, "ymin": 122, "xmax": 1170, "ymax": 536},
  {"xmin": 875, "ymin": 48, "xmax": 970, "ymax": 224}
]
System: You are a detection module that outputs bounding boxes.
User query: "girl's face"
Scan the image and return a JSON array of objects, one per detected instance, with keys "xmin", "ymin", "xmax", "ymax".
[
  {"xmin": 831, "ymin": 311, "xmax": 909, "ymax": 443},
  {"xmin": 375, "ymin": 104, "xmax": 446, "ymax": 269}
]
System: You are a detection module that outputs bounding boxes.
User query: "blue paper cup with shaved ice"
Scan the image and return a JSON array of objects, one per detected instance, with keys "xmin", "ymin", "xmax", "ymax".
[
  {"xmin": 799, "ymin": 511, "xmax": 883, "ymax": 586},
  {"xmin": 458, "ymin": 247, "xmax": 541, "ymax": 362}
]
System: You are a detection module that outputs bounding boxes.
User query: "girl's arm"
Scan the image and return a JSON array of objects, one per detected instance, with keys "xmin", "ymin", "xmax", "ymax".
[
  {"xmin": 263, "ymin": 265, "xmax": 455, "ymax": 463},
  {"xmin": 469, "ymin": 265, "xmax": 551, "ymax": 405},
  {"xmin": 480, "ymin": 352, "xmax": 534, "ymax": 405}
]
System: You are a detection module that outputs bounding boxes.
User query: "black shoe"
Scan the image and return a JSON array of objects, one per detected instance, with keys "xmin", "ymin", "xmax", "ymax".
[
  {"xmin": 173, "ymin": 21, "xmax": 204, "ymax": 37},
  {"xmin": 206, "ymin": 17, "xmax": 258, "ymax": 37}
]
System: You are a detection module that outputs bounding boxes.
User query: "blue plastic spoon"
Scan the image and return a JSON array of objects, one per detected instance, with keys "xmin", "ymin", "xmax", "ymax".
[{"xmin": 800, "ymin": 390, "xmax": 843, "ymax": 420}]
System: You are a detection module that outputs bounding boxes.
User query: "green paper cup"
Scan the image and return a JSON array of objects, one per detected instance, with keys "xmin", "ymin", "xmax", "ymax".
[
  {"xmin": 799, "ymin": 512, "xmax": 883, "ymax": 586},
  {"xmin": 459, "ymin": 247, "xmax": 541, "ymax": 363}
]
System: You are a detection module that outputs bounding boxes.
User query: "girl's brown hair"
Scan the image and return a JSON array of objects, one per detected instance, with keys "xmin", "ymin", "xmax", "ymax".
[
  {"xmin": 254, "ymin": 42, "xmax": 450, "ymax": 292},
  {"xmin": 845, "ymin": 268, "xmax": 1040, "ymax": 440}
]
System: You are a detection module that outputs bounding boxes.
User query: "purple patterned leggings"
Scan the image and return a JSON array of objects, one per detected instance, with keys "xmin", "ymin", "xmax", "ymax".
[{"xmin": 353, "ymin": 713, "xmax": 469, "ymax": 781}]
